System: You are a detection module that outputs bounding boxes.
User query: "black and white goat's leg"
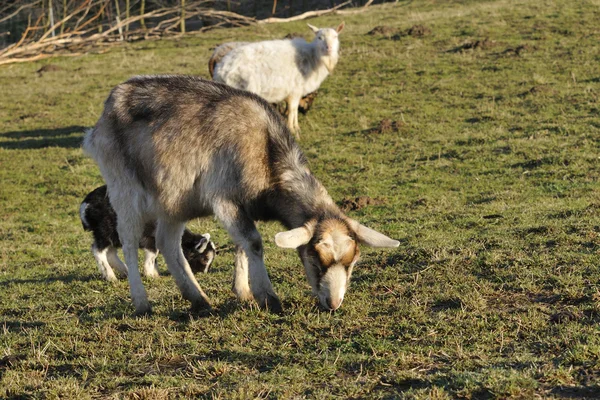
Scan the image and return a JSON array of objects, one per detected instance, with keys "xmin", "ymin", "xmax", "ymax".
[
  {"xmin": 142, "ymin": 249, "xmax": 160, "ymax": 278},
  {"xmin": 216, "ymin": 201, "xmax": 282, "ymax": 313},
  {"xmin": 92, "ymin": 243, "xmax": 118, "ymax": 282},
  {"xmin": 155, "ymin": 220, "xmax": 211, "ymax": 311},
  {"xmin": 105, "ymin": 247, "xmax": 128, "ymax": 277}
]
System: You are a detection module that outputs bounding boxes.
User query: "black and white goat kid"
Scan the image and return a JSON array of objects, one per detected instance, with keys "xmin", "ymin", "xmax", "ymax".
[{"xmin": 80, "ymin": 185, "xmax": 216, "ymax": 281}]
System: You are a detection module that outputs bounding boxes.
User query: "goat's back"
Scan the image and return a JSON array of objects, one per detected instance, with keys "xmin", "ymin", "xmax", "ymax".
[
  {"xmin": 83, "ymin": 75, "xmax": 295, "ymax": 220},
  {"xmin": 213, "ymin": 39, "xmax": 315, "ymax": 103}
]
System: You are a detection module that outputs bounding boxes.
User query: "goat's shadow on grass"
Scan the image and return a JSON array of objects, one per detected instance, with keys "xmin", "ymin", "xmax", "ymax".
[
  {"xmin": 0, "ymin": 125, "xmax": 86, "ymax": 149},
  {"xmin": 0, "ymin": 273, "xmax": 96, "ymax": 288}
]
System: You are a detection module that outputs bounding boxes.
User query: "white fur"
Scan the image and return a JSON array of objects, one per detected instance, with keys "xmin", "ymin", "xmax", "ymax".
[
  {"xmin": 213, "ymin": 23, "xmax": 344, "ymax": 135},
  {"xmin": 319, "ymin": 265, "xmax": 347, "ymax": 311}
]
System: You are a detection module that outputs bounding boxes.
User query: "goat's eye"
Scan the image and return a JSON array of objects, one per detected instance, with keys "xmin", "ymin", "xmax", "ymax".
[{"xmin": 318, "ymin": 36, "xmax": 324, "ymax": 40}]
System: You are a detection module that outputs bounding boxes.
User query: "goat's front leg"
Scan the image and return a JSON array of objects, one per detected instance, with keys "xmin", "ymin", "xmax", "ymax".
[
  {"xmin": 215, "ymin": 201, "xmax": 282, "ymax": 313},
  {"xmin": 155, "ymin": 219, "xmax": 211, "ymax": 312}
]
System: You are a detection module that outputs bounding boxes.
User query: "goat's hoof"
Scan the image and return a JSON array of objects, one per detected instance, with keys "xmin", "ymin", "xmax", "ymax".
[
  {"xmin": 190, "ymin": 298, "xmax": 212, "ymax": 313},
  {"xmin": 261, "ymin": 293, "xmax": 283, "ymax": 314},
  {"xmin": 133, "ymin": 305, "xmax": 152, "ymax": 317}
]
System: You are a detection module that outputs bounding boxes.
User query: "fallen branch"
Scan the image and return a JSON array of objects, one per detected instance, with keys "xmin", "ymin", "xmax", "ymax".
[{"xmin": 257, "ymin": 0, "xmax": 352, "ymax": 24}]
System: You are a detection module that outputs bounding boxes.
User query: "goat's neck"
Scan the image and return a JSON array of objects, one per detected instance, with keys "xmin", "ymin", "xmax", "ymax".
[{"xmin": 274, "ymin": 169, "xmax": 340, "ymax": 229}]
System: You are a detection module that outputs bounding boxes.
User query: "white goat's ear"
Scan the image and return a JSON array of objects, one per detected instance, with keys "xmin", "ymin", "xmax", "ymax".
[
  {"xmin": 348, "ymin": 219, "xmax": 399, "ymax": 248},
  {"xmin": 336, "ymin": 21, "xmax": 345, "ymax": 33},
  {"xmin": 195, "ymin": 235, "xmax": 209, "ymax": 253},
  {"xmin": 307, "ymin": 23, "xmax": 319, "ymax": 34},
  {"xmin": 275, "ymin": 225, "xmax": 314, "ymax": 249}
]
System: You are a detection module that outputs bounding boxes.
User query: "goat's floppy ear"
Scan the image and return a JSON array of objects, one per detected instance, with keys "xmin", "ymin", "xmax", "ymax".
[
  {"xmin": 347, "ymin": 219, "xmax": 400, "ymax": 248},
  {"xmin": 336, "ymin": 21, "xmax": 345, "ymax": 33},
  {"xmin": 275, "ymin": 224, "xmax": 314, "ymax": 249},
  {"xmin": 307, "ymin": 23, "xmax": 319, "ymax": 34}
]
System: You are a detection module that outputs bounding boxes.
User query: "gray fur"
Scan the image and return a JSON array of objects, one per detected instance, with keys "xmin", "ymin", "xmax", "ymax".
[{"xmin": 83, "ymin": 75, "xmax": 398, "ymax": 314}]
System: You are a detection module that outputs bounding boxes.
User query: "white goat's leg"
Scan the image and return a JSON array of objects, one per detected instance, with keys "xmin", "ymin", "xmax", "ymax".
[
  {"xmin": 287, "ymin": 96, "xmax": 301, "ymax": 138},
  {"xmin": 106, "ymin": 247, "xmax": 128, "ymax": 277},
  {"xmin": 233, "ymin": 246, "xmax": 252, "ymax": 301},
  {"xmin": 215, "ymin": 201, "xmax": 281, "ymax": 312},
  {"xmin": 116, "ymin": 211, "xmax": 151, "ymax": 315},
  {"xmin": 143, "ymin": 249, "xmax": 160, "ymax": 278},
  {"xmin": 155, "ymin": 219, "xmax": 211, "ymax": 311},
  {"xmin": 92, "ymin": 244, "xmax": 118, "ymax": 282}
]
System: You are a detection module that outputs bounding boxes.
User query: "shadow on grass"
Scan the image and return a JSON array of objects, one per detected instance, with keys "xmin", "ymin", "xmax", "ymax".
[
  {"xmin": 0, "ymin": 320, "xmax": 45, "ymax": 333},
  {"xmin": 0, "ymin": 273, "xmax": 96, "ymax": 287},
  {"xmin": 0, "ymin": 125, "xmax": 86, "ymax": 149}
]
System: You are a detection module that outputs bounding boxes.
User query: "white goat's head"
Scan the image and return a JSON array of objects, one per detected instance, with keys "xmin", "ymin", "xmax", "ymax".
[
  {"xmin": 308, "ymin": 22, "xmax": 344, "ymax": 57},
  {"xmin": 275, "ymin": 216, "xmax": 398, "ymax": 311}
]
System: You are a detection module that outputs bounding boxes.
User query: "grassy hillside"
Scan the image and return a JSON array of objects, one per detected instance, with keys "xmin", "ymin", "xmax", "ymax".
[{"xmin": 1, "ymin": 0, "xmax": 599, "ymax": 398}]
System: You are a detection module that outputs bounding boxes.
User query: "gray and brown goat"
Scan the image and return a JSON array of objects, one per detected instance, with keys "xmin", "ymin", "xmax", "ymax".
[{"xmin": 83, "ymin": 75, "xmax": 398, "ymax": 315}]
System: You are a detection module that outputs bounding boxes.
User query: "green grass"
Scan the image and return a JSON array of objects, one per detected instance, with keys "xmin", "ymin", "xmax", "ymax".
[{"xmin": 1, "ymin": 0, "xmax": 600, "ymax": 398}]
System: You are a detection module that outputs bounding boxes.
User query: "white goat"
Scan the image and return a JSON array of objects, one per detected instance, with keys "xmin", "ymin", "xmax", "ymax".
[{"xmin": 213, "ymin": 22, "xmax": 344, "ymax": 136}]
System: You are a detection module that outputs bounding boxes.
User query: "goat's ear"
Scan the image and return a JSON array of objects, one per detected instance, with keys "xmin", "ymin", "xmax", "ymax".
[
  {"xmin": 195, "ymin": 234, "xmax": 210, "ymax": 253},
  {"xmin": 336, "ymin": 21, "xmax": 345, "ymax": 33},
  {"xmin": 307, "ymin": 23, "xmax": 319, "ymax": 34},
  {"xmin": 275, "ymin": 225, "xmax": 314, "ymax": 249},
  {"xmin": 347, "ymin": 219, "xmax": 400, "ymax": 248}
]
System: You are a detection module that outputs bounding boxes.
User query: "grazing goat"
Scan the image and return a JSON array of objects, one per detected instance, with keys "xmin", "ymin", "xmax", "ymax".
[
  {"xmin": 208, "ymin": 41, "xmax": 318, "ymax": 116},
  {"xmin": 80, "ymin": 185, "xmax": 216, "ymax": 281},
  {"xmin": 83, "ymin": 75, "xmax": 398, "ymax": 315},
  {"xmin": 213, "ymin": 22, "xmax": 344, "ymax": 135}
]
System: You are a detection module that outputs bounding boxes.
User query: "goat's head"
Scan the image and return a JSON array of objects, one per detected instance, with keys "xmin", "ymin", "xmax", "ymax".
[
  {"xmin": 275, "ymin": 216, "xmax": 398, "ymax": 311},
  {"xmin": 308, "ymin": 22, "xmax": 344, "ymax": 57},
  {"xmin": 183, "ymin": 233, "xmax": 217, "ymax": 274}
]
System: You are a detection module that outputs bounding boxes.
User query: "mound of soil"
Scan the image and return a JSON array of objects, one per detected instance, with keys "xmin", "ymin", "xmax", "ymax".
[
  {"xmin": 370, "ymin": 118, "xmax": 404, "ymax": 134},
  {"xmin": 449, "ymin": 38, "xmax": 499, "ymax": 53},
  {"xmin": 36, "ymin": 64, "xmax": 62, "ymax": 76},
  {"xmin": 502, "ymin": 43, "xmax": 534, "ymax": 56},
  {"xmin": 405, "ymin": 24, "xmax": 432, "ymax": 37},
  {"xmin": 339, "ymin": 196, "xmax": 386, "ymax": 212},
  {"xmin": 550, "ymin": 309, "xmax": 583, "ymax": 324},
  {"xmin": 367, "ymin": 25, "xmax": 400, "ymax": 37}
]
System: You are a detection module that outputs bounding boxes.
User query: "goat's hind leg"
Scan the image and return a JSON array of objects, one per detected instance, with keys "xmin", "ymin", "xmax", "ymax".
[
  {"xmin": 92, "ymin": 243, "xmax": 118, "ymax": 282},
  {"xmin": 155, "ymin": 219, "xmax": 211, "ymax": 312},
  {"xmin": 115, "ymin": 208, "xmax": 151, "ymax": 315},
  {"xmin": 106, "ymin": 247, "xmax": 128, "ymax": 277}
]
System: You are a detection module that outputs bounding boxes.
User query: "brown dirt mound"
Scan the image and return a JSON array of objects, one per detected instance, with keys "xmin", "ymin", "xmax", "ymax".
[
  {"xmin": 405, "ymin": 24, "xmax": 431, "ymax": 37},
  {"xmin": 370, "ymin": 118, "xmax": 404, "ymax": 134},
  {"xmin": 36, "ymin": 64, "xmax": 63, "ymax": 76},
  {"xmin": 339, "ymin": 196, "xmax": 386, "ymax": 212},
  {"xmin": 451, "ymin": 38, "xmax": 498, "ymax": 52},
  {"xmin": 502, "ymin": 43, "xmax": 535, "ymax": 56},
  {"xmin": 367, "ymin": 25, "xmax": 400, "ymax": 37}
]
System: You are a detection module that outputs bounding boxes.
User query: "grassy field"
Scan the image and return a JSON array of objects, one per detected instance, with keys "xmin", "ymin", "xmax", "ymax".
[{"xmin": 1, "ymin": 0, "xmax": 599, "ymax": 398}]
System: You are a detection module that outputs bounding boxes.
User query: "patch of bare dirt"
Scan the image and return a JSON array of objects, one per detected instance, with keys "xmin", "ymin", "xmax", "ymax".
[
  {"xmin": 518, "ymin": 85, "xmax": 553, "ymax": 97},
  {"xmin": 367, "ymin": 25, "xmax": 400, "ymax": 38},
  {"xmin": 449, "ymin": 38, "xmax": 500, "ymax": 53},
  {"xmin": 370, "ymin": 118, "xmax": 404, "ymax": 134},
  {"xmin": 391, "ymin": 24, "xmax": 432, "ymax": 40},
  {"xmin": 502, "ymin": 43, "xmax": 535, "ymax": 56},
  {"xmin": 284, "ymin": 32, "xmax": 308, "ymax": 40},
  {"xmin": 550, "ymin": 309, "xmax": 583, "ymax": 324},
  {"xmin": 36, "ymin": 64, "xmax": 63, "ymax": 76},
  {"xmin": 339, "ymin": 196, "xmax": 386, "ymax": 212}
]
